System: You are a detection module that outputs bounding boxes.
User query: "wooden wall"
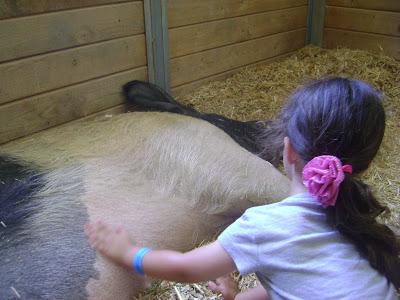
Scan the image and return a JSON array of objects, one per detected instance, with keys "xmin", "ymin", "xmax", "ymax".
[
  {"xmin": 0, "ymin": 1, "xmax": 147, "ymax": 144},
  {"xmin": 324, "ymin": 0, "xmax": 400, "ymax": 59},
  {"xmin": 168, "ymin": 0, "xmax": 308, "ymax": 95},
  {"xmin": 0, "ymin": 0, "xmax": 310, "ymax": 144}
]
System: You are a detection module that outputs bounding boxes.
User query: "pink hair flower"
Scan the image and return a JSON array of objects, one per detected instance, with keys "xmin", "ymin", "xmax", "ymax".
[{"xmin": 302, "ymin": 155, "xmax": 352, "ymax": 207}]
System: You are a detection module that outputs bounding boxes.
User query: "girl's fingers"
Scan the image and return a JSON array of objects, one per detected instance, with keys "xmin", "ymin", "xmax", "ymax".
[
  {"xmin": 116, "ymin": 225, "xmax": 123, "ymax": 233},
  {"xmin": 94, "ymin": 220, "xmax": 104, "ymax": 230},
  {"xmin": 90, "ymin": 239, "xmax": 99, "ymax": 249},
  {"xmin": 208, "ymin": 281, "xmax": 222, "ymax": 293},
  {"xmin": 88, "ymin": 236, "xmax": 97, "ymax": 248},
  {"xmin": 84, "ymin": 223, "xmax": 92, "ymax": 235}
]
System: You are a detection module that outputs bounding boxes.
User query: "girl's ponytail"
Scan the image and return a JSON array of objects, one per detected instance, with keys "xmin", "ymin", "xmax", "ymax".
[
  {"xmin": 277, "ymin": 77, "xmax": 400, "ymax": 289},
  {"xmin": 331, "ymin": 177, "xmax": 400, "ymax": 289}
]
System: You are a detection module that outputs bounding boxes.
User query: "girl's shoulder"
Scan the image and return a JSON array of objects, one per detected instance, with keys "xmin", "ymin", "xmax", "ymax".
[
  {"xmin": 247, "ymin": 192, "xmax": 322, "ymax": 217},
  {"xmin": 244, "ymin": 193, "xmax": 328, "ymax": 234}
]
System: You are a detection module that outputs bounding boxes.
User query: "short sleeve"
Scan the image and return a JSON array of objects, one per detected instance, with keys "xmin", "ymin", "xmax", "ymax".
[{"xmin": 217, "ymin": 209, "xmax": 259, "ymax": 275}]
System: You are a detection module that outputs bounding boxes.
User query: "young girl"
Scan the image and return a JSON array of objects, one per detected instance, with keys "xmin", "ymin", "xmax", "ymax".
[{"xmin": 85, "ymin": 77, "xmax": 400, "ymax": 299}]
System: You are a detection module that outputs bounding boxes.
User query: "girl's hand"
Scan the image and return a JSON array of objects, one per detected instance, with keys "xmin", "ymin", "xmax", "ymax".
[
  {"xmin": 85, "ymin": 221, "xmax": 138, "ymax": 269},
  {"xmin": 208, "ymin": 274, "xmax": 239, "ymax": 300}
]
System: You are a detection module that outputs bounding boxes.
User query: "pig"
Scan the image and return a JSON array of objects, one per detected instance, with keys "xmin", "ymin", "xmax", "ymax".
[{"xmin": 0, "ymin": 111, "xmax": 289, "ymax": 299}]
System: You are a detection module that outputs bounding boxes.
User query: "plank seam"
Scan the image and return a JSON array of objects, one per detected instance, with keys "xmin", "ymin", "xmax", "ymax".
[
  {"xmin": 171, "ymin": 49, "xmax": 302, "ymax": 89},
  {"xmin": 0, "ymin": 66, "xmax": 147, "ymax": 108},
  {"xmin": 326, "ymin": 5, "xmax": 400, "ymax": 14},
  {"xmin": 169, "ymin": 3, "xmax": 308, "ymax": 29},
  {"xmin": 169, "ymin": 5, "xmax": 307, "ymax": 32},
  {"xmin": 170, "ymin": 27, "xmax": 307, "ymax": 60},
  {"xmin": 83, "ymin": 104, "xmax": 126, "ymax": 119},
  {"xmin": 324, "ymin": 27, "xmax": 400, "ymax": 39},
  {"xmin": 325, "ymin": 5, "xmax": 400, "ymax": 13},
  {"xmin": 0, "ymin": 32, "xmax": 145, "ymax": 65},
  {"xmin": 0, "ymin": 103, "xmax": 127, "ymax": 146},
  {"xmin": 0, "ymin": 1, "xmax": 141, "ymax": 21}
]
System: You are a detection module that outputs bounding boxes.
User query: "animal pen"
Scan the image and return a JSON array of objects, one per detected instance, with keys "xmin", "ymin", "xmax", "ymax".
[{"xmin": 0, "ymin": 0, "xmax": 399, "ymax": 299}]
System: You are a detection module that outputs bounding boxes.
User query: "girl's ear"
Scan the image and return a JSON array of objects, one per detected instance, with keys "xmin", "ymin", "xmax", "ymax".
[{"xmin": 284, "ymin": 137, "xmax": 299, "ymax": 164}]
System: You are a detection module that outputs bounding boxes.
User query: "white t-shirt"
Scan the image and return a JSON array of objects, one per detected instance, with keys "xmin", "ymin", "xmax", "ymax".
[{"xmin": 218, "ymin": 193, "xmax": 398, "ymax": 300}]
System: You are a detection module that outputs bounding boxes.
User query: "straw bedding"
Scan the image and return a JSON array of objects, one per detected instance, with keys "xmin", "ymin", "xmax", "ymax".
[{"xmin": 137, "ymin": 46, "xmax": 399, "ymax": 299}]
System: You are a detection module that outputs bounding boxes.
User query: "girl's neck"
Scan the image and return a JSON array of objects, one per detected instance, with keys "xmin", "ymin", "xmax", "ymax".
[{"xmin": 289, "ymin": 172, "xmax": 308, "ymax": 196}]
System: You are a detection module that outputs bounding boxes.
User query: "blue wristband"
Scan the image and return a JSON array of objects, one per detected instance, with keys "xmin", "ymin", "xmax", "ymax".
[{"xmin": 133, "ymin": 247, "xmax": 151, "ymax": 275}]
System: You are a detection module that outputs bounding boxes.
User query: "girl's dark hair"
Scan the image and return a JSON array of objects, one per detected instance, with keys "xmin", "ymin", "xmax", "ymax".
[{"xmin": 264, "ymin": 77, "xmax": 400, "ymax": 289}]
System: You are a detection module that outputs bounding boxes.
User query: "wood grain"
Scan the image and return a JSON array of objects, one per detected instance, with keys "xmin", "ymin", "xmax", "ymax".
[
  {"xmin": 0, "ymin": 67, "xmax": 147, "ymax": 144},
  {"xmin": 83, "ymin": 104, "xmax": 126, "ymax": 121},
  {"xmin": 0, "ymin": 2, "xmax": 144, "ymax": 62},
  {"xmin": 325, "ymin": 6, "xmax": 400, "ymax": 36},
  {"xmin": 170, "ymin": 6, "xmax": 307, "ymax": 58},
  {"xmin": 168, "ymin": 0, "xmax": 307, "ymax": 28},
  {"xmin": 324, "ymin": 28, "xmax": 400, "ymax": 59},
  {"xmin": 170, "ymin": 29, "xmax": 306, "ymax": 87},
  {"xmin": 172, "ymin": 51, "xmax": 296, "ymax": 97},
  {"xmin": 326, "ymin": 0, "xmax": 400, "ymax": 12},
  {"xmin": 0, "ymin": 0, "xmax": 134, "ymax": 19},
  {"xmin": 0, "ymin": 34, "xmax": 146, "ymax": 105}
]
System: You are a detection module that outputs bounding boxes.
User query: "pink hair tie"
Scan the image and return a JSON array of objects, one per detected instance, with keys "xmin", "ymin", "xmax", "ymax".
[{"xmin": 302, "ymin": 155, "xmax": 352, "ymax": 208}]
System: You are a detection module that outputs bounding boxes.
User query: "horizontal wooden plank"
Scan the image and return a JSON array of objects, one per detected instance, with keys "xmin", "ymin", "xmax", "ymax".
[
  {"xmin": 83, "ymin": 104, "xmax": 126, "ymax": 121},
  {"xmin": 168, "ymin": 0, "xmax": 307, "ymax": 28},
  {"xmin": 170, "ymin": 6, "xmax": 307, "ymax": 58},
  {"xmin": 324, "ymin": 28, "xmax": 400, "ymax": 60},
  {"xmin": 0, "ymin": 2, "xmax": 144, "ymax": 62},
  {"xmin": 0, "ymin": 34, "xmax": 146, "ymax": 105},
  {"xmin": 170, "ymin": 29, "xmax": 306, "ymax": 87},
  {"xmin": 0, "ymin": 67, "xmax": 147, "ymax": 144},
  {"xmin": 172, "ymin": 51, "xmax": 296, "ymax": 97},
  {"xmin": 325, "ymin": 6, "xmax": 400, "ymax": 37},
  {"xmin": 0, "ymin": 0, "xmax": 133, "ymax": 19},
  {"xmin": 1, "ymin": 104, "xmax": 127, "ymax": 145},
  {"xmin": 326, "ymin": 0, "xmax": 400, "ymax": 12}
]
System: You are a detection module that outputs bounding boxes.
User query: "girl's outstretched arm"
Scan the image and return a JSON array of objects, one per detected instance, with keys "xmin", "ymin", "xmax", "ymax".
[{"xmin": 85, "ymin": 221, "xmax": 236, "ymax": 283}]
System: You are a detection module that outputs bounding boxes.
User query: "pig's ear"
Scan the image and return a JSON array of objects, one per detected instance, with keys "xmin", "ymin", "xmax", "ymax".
[
  {"xmin": 123, "ymin": 80, "xmax": 177, "ymax": 106},
  {"xmin": 122, "ymin": 80, "xmax": 197, "ymax": 114}
]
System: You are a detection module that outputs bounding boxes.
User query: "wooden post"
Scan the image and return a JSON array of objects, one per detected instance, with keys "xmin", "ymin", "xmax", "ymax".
[
  {"xmin": 144, "ymin": 0, "xmax": 170, "ymax": 92},
  {"xmin": 306, "ymin": 0, "xmax": 326, "ymax": 46}
]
